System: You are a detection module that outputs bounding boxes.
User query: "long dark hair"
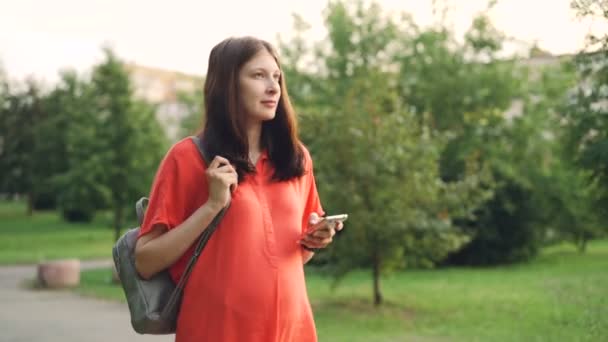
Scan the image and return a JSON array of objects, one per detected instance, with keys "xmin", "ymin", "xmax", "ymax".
[{"xmin": 198, "ymin": 36, "xmax": 305, "ymax": 182}]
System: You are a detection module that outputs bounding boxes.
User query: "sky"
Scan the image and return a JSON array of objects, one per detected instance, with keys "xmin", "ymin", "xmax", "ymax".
[{"xmin": 1, "ymin": 0, "xmax": 606, "ymax": 84}]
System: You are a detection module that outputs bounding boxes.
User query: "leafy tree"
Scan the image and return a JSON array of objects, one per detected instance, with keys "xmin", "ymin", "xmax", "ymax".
[
  {"xmin": 542, "ymin": 163, "xmax": 602, "ymax": 252},
  {"xmin": 396, "ymin": 17, "xmax": 520, "ymax": 135},
  {"xmin": 177, "ymin": 89, "xmax": 205, "ymax": 139},
  {"xmin": 498, "ymin": 60, "xmax": 602, "ymax": 253},
  {"xmin": 91, "ymin": 47, "xmax": 167, "ymax": 241},
  {"xmin": 394, "ymin": 9, "xmax": 579, "ymax": 264},
  {"xmin": 445, "ymin": 61, "xmax": 578, "ymax": 264},
  {"xmin": 0, "ymin": 78, "xmax": 46, "ymax": 214},
  {"xmin": 551, "ymin": 0, "xmax": 608, "ymax": 244},
  {"xmin": 46, "ymin": 70, "xmax": 110, "ymax": 221},
  {"xmin": 0, "ymin": 65, "xmax": 9, "ymax": 196},
  {"xmin": 281, "ymin": 0, "xmax": 489, "ymax": 305}
]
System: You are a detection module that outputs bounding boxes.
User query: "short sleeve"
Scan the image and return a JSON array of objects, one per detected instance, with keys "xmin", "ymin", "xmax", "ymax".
[
  {"xmin": 138, "ymin": 147, "xmax": 190, "ymax": 237},
  {"xmin": 301, "ymin": 146, "xmax": 325, "ymax": 233}
]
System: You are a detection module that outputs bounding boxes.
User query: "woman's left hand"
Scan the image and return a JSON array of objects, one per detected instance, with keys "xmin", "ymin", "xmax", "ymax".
[{"xmin": 299, "ymin": 213, "xmax": 344, "ymax": 250}]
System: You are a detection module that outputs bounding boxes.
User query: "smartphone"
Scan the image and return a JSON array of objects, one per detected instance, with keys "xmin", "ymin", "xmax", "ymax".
[
  {"xmin": 307, "ymin": 214, "xmax": 348, "ymax": 234},
  {"xmin": 322, "ymin": 214, "xmax": 348, "ymax": 223}
]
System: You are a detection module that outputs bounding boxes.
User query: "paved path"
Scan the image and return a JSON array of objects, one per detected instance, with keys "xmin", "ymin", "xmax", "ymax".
[
  {"xmin": 0, "ymin": 260, "xmax": 173, "ymax": 342},
  {"xmin": 0, "ymin": 261, "xmax": 452, "ymax": 342}
]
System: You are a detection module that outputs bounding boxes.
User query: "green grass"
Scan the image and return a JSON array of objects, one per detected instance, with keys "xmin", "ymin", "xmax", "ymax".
[
  {"xmin": 78, "ymin": 242, "xmax": 608, "ymax": 342},
  {"xmin": 77, "ymin": 269, "xmax": 126, "ymax": 302},
  {"xmin": 2, "ymin": 200, "xmax": 606, "ymax": 340},
  {"xmin": 309, "ymin": 240, "xmax": 608, "ymax": 341},
  {"xmin": 0, "ymin": 200, "xmax": 131, "ymax": 264}
]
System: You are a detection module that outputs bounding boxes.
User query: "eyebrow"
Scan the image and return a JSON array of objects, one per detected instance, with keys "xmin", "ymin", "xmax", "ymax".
[{"xmin": 250, "ymin": 67, "xmax": 281, "ymax": 74}]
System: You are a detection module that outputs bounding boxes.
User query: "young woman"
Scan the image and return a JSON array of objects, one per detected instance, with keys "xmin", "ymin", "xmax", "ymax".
[{"xmin": 134, "ymin": 36, "xmax": 344, "ymax": 342}]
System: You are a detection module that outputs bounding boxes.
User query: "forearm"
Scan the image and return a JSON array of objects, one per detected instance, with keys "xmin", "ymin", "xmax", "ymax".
[{"xmin": 135, "ymin": 200, "xmax": 224, "ymax": 279}]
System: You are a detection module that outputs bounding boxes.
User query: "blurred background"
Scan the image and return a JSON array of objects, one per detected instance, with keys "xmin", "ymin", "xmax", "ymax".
[{"xmin": 1, "ymin": 0, "xmax": 607, "ymax": 341}]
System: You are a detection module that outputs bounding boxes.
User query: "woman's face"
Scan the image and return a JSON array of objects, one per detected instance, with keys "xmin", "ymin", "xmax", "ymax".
[{"xmin": 238, "ymin": 49, "xmax": 281, "ymax": 125}]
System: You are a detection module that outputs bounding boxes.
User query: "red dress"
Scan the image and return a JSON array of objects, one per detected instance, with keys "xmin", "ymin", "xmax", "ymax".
[{"xmin": 139, "ymin": 138, "xmax": 324, "ymax": 342}]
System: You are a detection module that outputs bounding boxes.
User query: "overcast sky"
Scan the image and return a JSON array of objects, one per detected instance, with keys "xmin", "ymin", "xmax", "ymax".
[{"xmin": 1, "ymin": 0, "xmax": 605, "ymax": 83}]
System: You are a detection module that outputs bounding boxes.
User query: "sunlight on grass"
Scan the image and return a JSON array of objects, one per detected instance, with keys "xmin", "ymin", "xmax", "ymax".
[
  {"xmin": 0, "ymin": 200, "xmax": 131, "ymax": 264},
  {"xmin": 78, "ymin": 240, "xmax": 608, "ymax": 342},
  {"xmin": 2, "ymin": 200, "xmax": 606, "ymax": 341}
]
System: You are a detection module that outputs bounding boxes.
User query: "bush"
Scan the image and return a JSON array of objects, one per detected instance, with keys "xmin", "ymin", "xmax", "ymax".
[
  {"xmin": 61, "ymin": 207, "xmax": 95, "ymax": 222},
  {"xmin": 56, "ymin": 175, "xmax": 107, "ymax": 224},
  {"xmin": 445, "ymin": 179, "xmax": 543, "ymax": 265},
  {"xmin": 32, "ymin": 185, "xmax": 57, "ymax": 210}
]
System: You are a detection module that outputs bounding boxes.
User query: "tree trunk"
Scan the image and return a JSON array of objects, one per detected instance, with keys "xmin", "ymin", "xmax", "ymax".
[
  {"xmin": 26, "ymin": 192, "xmax": 33, "ymax": 216},
  {"xmin": 361, "ymin": 186, "xmax": 382, "ymax": 306},
  {"xmin": 113, "ymin": 205, "xmax": 124, "ymax": 242},
  {"xmin": 577, "ymin": 236, "xmax": 588, "ymax": 254},
  {"xmin": 372, "ymin": 252, "xmax": 383, "ymax": 306}
]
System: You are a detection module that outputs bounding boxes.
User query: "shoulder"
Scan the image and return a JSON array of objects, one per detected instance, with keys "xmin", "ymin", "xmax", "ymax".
[
  {"xmin": 168, "ymin": 137, "xmax": 198, "ymax": 158},
  {"xmin": 157, "ymin": 137, "xmax": 205, "ymax": 178},
  {"xmin": 165, "ymin": 137, "xmax": 203, "ymax": 166},
  {"xmin": 298, "ymin": 142, "xmax": 315, "ymax": 172},
  {"xmin": 299, "ymin": 142, "xmax": 312, "ymax": 158}
]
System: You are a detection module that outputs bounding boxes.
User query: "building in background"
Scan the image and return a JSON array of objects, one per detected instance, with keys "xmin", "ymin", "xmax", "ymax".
[{"xmin": 126, "ymin": 63, "xmax": 204, "ymax": 141}]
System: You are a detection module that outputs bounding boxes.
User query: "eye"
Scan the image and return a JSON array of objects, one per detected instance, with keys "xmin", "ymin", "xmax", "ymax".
[
  {"xmin": 254, "ymin": 72, "xmax": 265, "ymax": 79},
  {"xmin": 273, "ymin": 73, "xmax": 281, "ymax": 81}
]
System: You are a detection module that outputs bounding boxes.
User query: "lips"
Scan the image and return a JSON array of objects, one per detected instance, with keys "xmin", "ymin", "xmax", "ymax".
[{"xmin": 261, "ymin": 100, "xmax": 277, "ymax": 107}]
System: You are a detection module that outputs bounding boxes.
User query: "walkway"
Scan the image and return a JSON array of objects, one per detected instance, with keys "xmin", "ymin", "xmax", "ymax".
[{"xmin": 0, "ymin": 260, "xmax": 172, "ymax": 342}]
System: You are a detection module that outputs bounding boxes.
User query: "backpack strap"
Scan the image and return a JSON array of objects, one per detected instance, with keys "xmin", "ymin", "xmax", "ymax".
[
  {"xmin": 183, "ymin": 135, "xmax": 230, "ymax": 272},
  {"xmin": 135, "ymin": 197, "xmax": 149, "ymax": 226},
  {"xmin": 134, "ymin": 136, "xmax": 220, "ymax": 228},
  {"xmin": 190, "ymin": 135, "xmax": 212, "ymax": 165},
  {"xmin": 159, "ymin": 136, "xmax": 230, "ymax": 318}
]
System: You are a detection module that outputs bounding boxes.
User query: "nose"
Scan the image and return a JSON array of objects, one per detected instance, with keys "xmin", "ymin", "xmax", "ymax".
[{"xmin": 266, "ymin": 79, "xmax": 279, "ymax": 94}]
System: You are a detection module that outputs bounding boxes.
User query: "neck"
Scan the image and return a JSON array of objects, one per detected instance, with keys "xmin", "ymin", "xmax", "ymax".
[{"xmin": 246, "ymin": 121, "xmax": 263, "ymax": 158}]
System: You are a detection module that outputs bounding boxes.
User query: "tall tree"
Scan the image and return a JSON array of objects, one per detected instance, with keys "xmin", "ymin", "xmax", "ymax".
[
  {"xmin": 554, "ymin": 0, "xmax": 608, "ymax": 243},
  {"xmin": 394, "ymin": 8, "xmax": 574, "ymax": 265},
  {"xmin": 48, "ymin": 70, "xmax": 110, "ymax": 221},
  {"xmin": 177, "ymin": 89, "xmax": 205, "ymax": 139},
  {"xmin": 0, "ymin": 78, "xmax": 46, "ymax": 215},
  {"xmin": 281, "ymin": 0, "xmax": 489, "ymax": 305},
  {"xmin": 91, "ymin": 47, "xmax": 167, "ymax": 241},
  {"xmin": 0, "ymin": 65, "xmax": 10, "ymax": 196}
]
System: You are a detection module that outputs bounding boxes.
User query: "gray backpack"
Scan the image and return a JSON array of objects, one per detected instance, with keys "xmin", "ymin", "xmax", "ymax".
[{"xmin": 112, "ymin": 136, "xmax": 228, "ymax": 334}]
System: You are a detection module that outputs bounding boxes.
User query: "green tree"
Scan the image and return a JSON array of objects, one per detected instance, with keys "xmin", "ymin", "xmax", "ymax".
[
  {"xmin": 553, "ymin": 0, "xmax": 608, "ymax": 243},
  {"xmin": 0, "ymin": 78, "xmax": 46, "ymax": 214},
  {"xmin": 0, "ymin": 65, "xmax": 10, "ymax": 196},
  {"xmin": 282, "ymin": 0, "xmax": 489, "ymax": 305},
  {"xmin": 394, "ymin": 9, "xmax": 579, "ymax": 264},
  {"xmin": 543, "ymin": 163, "xmax": 602, "ymax": 252},
  {"xmin": 502, "ymin": 60, "xmax": 601, "ymax": 253},
  {"xmin": 46, "ymin": 70, "xmax": 110, "ymax": 222},
  {"xmin": 445, "ymin": 60, "xmax": 577, "ymax": 264},
  {"xmin": 91, "ymin": 47, "xmax": 167, "ymax": 241},
  {"xmin": 177, "ymin": 89, "xmax": 204, "ymax": 139},
  {"xmin": 396, "ymin": 16, "xmax": 520, "ymax": 134}
]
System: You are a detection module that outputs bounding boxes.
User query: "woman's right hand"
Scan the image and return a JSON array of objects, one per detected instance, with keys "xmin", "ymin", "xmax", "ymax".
[{"xmin": 205, "ymin": 156, "xmax": 238, "ymax": 208}]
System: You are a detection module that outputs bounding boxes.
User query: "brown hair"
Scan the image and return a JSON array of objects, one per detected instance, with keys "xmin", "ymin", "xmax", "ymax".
[{"xmin": 198, "ymin": 36, "xmax": 304, "ymax": 181}]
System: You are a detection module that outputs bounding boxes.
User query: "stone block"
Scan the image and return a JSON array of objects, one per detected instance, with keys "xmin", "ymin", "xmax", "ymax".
[{"xmin": 37, "ymin": 259, "xmax": 80, "ymax": 288}]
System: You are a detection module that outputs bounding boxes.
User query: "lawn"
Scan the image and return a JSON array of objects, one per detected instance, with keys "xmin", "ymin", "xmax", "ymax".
[
  {"xmin": 307, "ymin": 241, "xmax": 608, "ymax": 341},
  {"xmin": 0, "ymin": 200, "xmax": 132, "ymax": 264},
  {"xmin": 2, "ymin": 200, "xmax": 606, "ymax": 341},
  {"xmin": 79, "ymin": 244, "xmax": 608, "ymax": 341}
]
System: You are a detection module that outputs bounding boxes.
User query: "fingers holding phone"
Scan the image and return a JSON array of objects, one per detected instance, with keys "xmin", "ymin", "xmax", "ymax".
[
  {"xmin": 300, "ymin": 213, "xmax": 347, "ymax": 250},
  {"xmin": 307, "ymin": 214, "xmax": 347, "ymax": 234}
]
